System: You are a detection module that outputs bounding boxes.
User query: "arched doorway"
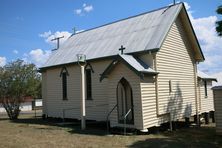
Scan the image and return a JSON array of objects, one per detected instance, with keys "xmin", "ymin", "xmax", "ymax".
[{"xmin": 117, "ymin": 78, "xmax": 134, "ymax": 124}]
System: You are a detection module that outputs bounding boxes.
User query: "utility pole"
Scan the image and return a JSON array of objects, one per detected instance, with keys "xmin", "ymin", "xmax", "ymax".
[
  {"xmin": 173, "ymin": 0, "xmax": 176, "ymax": 5},
  {"xmin": 51, "ymin": 36, "xmax": 64, "ymax": 50},
  {"xmin": 80, "ymin": 64, "xmax": 86, "ymax": 130},
  {"xmin": 77, "ymin": 54, "xmax": 86, "ymax": 130}
]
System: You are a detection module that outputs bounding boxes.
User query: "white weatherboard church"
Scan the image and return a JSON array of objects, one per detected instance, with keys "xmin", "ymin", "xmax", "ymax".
[{"xmin": 40, "ymin": 3, "xmax": 216, "ymax": 131}]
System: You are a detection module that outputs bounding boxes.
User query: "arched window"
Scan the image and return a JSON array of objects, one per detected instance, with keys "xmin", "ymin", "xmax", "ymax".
[
  {"xmin": 60, "ymin": 67, "xmax": 69, "ymax": 100},
  {"xmin": 86, "ymin": 69, "xmax": 92, "ymax": 100},
  {"xmin": 117, "ymin": 78, "xmax": 134, "ymax": 124},
  {"xmin": 85, "ymin": 62, "xmax": 94, "ymax": 100}
]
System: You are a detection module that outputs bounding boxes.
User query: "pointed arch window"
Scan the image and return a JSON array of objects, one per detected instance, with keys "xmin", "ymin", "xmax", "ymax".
[
  {"xmin": 60, "ymin": 67, "xmax": 69, "ymax": 100},
  {"xmin": 85, "ymin": 62, "xmax": 94, "ymax": 100}
]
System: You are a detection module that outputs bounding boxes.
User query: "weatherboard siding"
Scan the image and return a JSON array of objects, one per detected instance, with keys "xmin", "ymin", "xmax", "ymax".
[
  {"xmin": 140, "ymin": 16, "xmax": 198, "ymax": 129},
  {"xmin": 213, "ymin": 89, "xmax": 222, "ymax": 134},
  {"xmin": 198, "ymin": 80, "xmax": 214, "ymax": 113},
  {"xmin": 140, "ymin": 76, "xmax": 159, "ymax": 128},
  {"xmin": 44, "ymin": 60, "xmax": 111, "ymax": 121},
  {"xmin": 42, "ymin": 72, "xmax": 48, "ymax": 115},
  {"xmin": 156, "ymin": 16, "xmax": 196, "ymax": 120}
]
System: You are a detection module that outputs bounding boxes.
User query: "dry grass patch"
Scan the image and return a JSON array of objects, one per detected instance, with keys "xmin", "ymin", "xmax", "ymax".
[{"xmin": 0, "ymin": 114, "xmax": 221, "ymax": 148}]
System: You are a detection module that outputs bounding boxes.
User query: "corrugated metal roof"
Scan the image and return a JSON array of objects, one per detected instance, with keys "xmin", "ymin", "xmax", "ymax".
[
  {"xmin": 197, "ymin": 70, "xmax": 217, "ymax": 81},
  {"xmin": 212, "ymin": 85, "xmax": 222, "ymax": 90},
  {"xmin": 119, "ymin": 54, "xmax": 157, "ymax": 74},
  {"xmin": 41, "ymin": 3, "xmax": 184, "ymax": 68}
]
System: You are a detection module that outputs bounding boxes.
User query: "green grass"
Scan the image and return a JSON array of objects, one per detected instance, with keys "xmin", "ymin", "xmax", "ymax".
[{"xmin": 0, "ymin": 113, "xmax": 222, "ymax": 148}]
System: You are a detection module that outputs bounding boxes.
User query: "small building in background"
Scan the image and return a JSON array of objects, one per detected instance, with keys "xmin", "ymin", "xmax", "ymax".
[
  {"xmin": 0, "ymin": 97, "xmax": 33, "ymax": 113},
  {"xmin": 197, "ymin": 71, "xmax": 217, "ymax": 118},
  {"xmin": 212, "ymin": 86, "xmax": 222, "ymax": 135},
  {"xmin": 0, "ymin": 98, "xmax": 42, "ymax": 113}
]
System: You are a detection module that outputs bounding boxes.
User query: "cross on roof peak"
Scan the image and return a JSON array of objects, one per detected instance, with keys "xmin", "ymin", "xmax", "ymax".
[
  {"xmin": 72, "ymin": 27, "xmax": 76, "ymax": 34},
  {"xmin": 119, "ymin": 45, "xmax": 125, "ymax": 55}
]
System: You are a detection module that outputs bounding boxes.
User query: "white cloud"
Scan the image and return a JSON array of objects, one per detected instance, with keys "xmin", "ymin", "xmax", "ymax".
[
  {"xmin": 39, "ymin": 31, "xmax": 71, "ymax": 47},
  {"xmin": 39, "ymin": 31, "xmax": 52, "ymax": 38},
  {"xmin": 83, "ymin": 4, "xmax": 93, "ymax": 12},
  {"xmin": 13, "ymin": 50, "xmax": 18, "ymax": 54},
  {"xmin": 26, "ymin": 49, "xmax": 51, "ymax": 67},
  {"xmin": 200, "ymin": 54, "xmax": 222, "ymax": 70},
  {"xmin": 183, "ymin": 2, "xmax": 191, "ymax": 10},
  {"xmin": 184, "ymin": 2, "xmax": 222, "ymax": 74},
  {"xmin": 75, "ymin": 9, "xmax": 82, "ymax": 15},
  {"xmin": 0, "ymin": 57, "xmax": 6, "ymax": 67},
  {"xmin": 212, "ymin": 72, "xmax": 222, "ymax": 86},
  {"xmin": 74, "ymin": 3, "xmax": 93, "ymax": 16}
]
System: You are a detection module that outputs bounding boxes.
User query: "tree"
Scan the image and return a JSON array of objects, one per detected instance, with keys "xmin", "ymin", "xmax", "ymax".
[
  {"xmin": 0, "ymin": 59, "xmax": 41, "ymax": 120},
  {"xmin": 216, "ymin": 5, "xmax": 222, "ymax": 36}
]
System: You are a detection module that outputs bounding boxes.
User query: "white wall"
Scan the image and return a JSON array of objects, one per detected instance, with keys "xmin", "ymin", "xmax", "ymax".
[
  {"xmin": 42, "ymin": 60, "xmax": 111, "ymax": 121},
  {"xmin": 0, "ymin": 102, "xmax": 32, "ymax": 112}
]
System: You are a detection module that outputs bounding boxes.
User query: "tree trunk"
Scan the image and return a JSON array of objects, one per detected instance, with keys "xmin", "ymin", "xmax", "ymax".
[{"xmin": 3, "ymin": 101, "xmax": 21, "ymax": 120}]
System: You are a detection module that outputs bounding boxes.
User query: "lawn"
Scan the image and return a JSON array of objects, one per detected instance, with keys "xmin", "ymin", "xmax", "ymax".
[{"xmin": 0, "ymin": 113, "xmax": 222, "ymax": 148}]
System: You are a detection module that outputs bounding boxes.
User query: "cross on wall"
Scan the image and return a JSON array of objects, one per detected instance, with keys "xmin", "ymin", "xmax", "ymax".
[{"xmin": 119, "ymin": 45, "xmax": 125, "ymax": 54}]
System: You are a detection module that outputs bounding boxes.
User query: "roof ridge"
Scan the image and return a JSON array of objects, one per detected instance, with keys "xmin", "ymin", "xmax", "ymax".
[{"xmin": 70, "ymin": 2, "xmax": 184, "ymax": 37}]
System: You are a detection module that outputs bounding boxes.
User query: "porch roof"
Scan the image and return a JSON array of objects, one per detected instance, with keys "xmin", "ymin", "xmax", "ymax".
[{"xmin": 100, "ymin": 54, "xmax": 158, "ymax": 82}]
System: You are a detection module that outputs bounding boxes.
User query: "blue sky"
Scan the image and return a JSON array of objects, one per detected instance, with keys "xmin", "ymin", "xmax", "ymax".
[{"xmin": 0, "ymin": 0, "xmax": 222, "ymax": 75}]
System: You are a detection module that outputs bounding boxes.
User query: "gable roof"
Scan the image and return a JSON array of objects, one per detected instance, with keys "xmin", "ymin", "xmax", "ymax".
[
  {"xmin": 197, "ymin": 70, "xmax": 217, "ymax": 82},
  {"xmin": 41, "ymin": 3, "xmax": 204, "ymax": 69},
  {"xmin": 100, "ymin": 54, "xmax": 158, "ymax": 81}
]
